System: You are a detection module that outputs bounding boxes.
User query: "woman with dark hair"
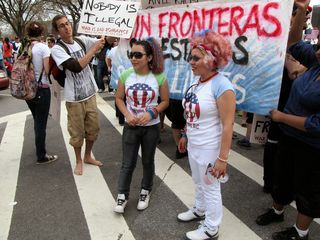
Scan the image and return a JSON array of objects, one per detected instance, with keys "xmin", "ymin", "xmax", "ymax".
[
  {"xmin": 177, "ymin": 31, "xmax": 235, "ymax": 240},
  {"xmin": 3, "ymin": 37, "xmax": 13, "ymax": 63},
  {"xmin": 114, "ymin": 38, "xmax": 169, "ymax": 213},
  {"xmin": 25, "ymin": 21, "xmax": 58, "ymax": 164}
]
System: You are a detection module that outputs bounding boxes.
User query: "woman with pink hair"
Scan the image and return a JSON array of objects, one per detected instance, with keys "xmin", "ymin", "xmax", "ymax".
[{"xmin": 177, "ymin": 31, "xmax": 236, "ymax": 240}]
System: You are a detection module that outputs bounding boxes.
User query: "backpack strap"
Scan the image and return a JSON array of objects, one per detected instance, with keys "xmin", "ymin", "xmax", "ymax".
[
  {"xmin": 37, "ymin": 68, "xmax": 44, "ymax": 84},
  {"xmin": 56, "ymin": 40, "xmax": 70, "ymax": 55},
  {"xmin": 74, "ymin": 37, "xmax": 86, "ymax": 53}
]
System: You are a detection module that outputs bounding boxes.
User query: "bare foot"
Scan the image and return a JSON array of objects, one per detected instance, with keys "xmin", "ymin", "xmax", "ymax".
[
  {"xmin": 84, "ymin": 157, "xmax": 103, "ymax": 167},
  {"xmin": 74, "ymin": 162, "xmax": 83, "ymax": 175}
]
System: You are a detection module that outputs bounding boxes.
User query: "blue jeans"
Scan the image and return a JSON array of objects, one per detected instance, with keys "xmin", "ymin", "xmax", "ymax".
[
  {"xmin": 118, "ymin": 124, "xmax": 160, "ymax": 199},
  {"xmin": 96, "ymin": 60, "xmax": 106, "ymax": 90},
  {"xmin": 26, "ymin": 88, "xmax": 51, "ymax": 161}
]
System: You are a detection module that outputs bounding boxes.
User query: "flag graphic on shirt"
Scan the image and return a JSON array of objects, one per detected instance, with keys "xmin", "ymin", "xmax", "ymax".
[
  {"xmin": 126, "ymin": 83, "xmax": 155, "ymax": 111},
  {"xmin": 183, "ymin": 92, "xmax": 200, "ymax": 122}
]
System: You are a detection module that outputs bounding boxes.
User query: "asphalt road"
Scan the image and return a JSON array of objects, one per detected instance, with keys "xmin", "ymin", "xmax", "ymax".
[{"xmin": 0, "ymin": 88, "xmax": 319, "ymax": 240}]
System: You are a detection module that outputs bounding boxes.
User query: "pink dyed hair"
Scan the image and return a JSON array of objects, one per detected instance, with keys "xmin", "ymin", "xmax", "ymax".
[{"xmin": 190, "ymin": 31, "xmax": 232, "ymax": 69}]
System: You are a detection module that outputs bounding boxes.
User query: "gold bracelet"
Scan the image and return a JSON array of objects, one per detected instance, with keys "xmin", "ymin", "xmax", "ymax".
[{"xmin": 217, "ymin": 156, "xmax": 228, "ymax": 163}]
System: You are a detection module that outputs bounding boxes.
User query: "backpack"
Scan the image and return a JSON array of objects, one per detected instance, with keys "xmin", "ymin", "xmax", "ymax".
[
  {"xmin": 48, "ymin": 37, "xmax": 86, "ymax": 87},
  {"xmin": 10, "ymin": 42, "xmax": 42, "ymax": 100}
]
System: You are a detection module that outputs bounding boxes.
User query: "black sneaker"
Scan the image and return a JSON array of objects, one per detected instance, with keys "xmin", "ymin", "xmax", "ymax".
[
  {"xmin": 37, "ymin": 154, "xmax": 58, "ymax": 164},
  {"xmin": 256, "ymin": 208, "xmax": 284, "ymax": 226},
  {"xmin": 272, "ymin": 227, "xmax": 308, "ymax": 240},
  {"xmin": 237, "ymin": 138, "xmax": 251, "ymax": 148}
]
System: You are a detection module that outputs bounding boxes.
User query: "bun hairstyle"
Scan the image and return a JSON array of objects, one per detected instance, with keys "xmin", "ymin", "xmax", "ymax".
[
  {"xmin": 130, "ymin": 37, "xmax": 164, "ymax": 74},
  {"xmin": 26, "ymin": 21, "xmax": 45, "ymax": 38},
  {"xmin": 190, "ymin": 30, "xmax": 232, "ymax": 69}
]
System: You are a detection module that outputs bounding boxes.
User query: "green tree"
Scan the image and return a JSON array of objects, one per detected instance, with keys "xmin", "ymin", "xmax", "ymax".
[{"xmin": 46, "ymin": 0, "xmax": 83, "ymax": 35}]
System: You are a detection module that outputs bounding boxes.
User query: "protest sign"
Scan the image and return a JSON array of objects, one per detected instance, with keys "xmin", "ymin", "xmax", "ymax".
[
  {"xmin": 111, "ymin": 0, "xmax": 293, "ymax": 115},
  {"xmin": 49, "ymin": 80, "xmax": 61, "ymax": 122},
  {"xmin": 142, "ymin": 0, "xmax": 204, "ymax": 9},
  {"xmin": 78, "ymin": 0, "xmax": 141, "ymax": 38},
  {"xmin": 250, "ymin": 114, "xmax": 271, "ymax": 144}
]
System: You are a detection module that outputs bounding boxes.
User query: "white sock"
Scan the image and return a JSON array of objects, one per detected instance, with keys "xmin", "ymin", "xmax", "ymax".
[
  {"xmin": 294, "ymin": 224, "xmax": 309, "ymax": 238},
  {"xmin": 272, "ymin": 206, "xmax": 284, "ymax": 215}
]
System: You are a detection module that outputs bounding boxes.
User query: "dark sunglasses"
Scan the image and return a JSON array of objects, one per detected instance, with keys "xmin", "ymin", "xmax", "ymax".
[
  {"xmin": 314, "ymin": 44, "xmax": 320, "ymax": 52},
  {"xmin": 129, "ymin": 51, "xmax": 146, "ymax": 59},
  {"xmin": 188, "ymin": 55, "xmax": 201, "ymax": 62}
]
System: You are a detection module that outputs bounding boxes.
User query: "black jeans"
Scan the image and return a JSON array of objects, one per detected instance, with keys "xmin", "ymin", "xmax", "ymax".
[
  {"xmin": 118, "ymin": 124, "xmax": 160, "ymax": 199},
  {"xmin": 26, "ymin": 88, "xmax": 51, "ymax": 161},
  {"xmin": 96, "ymin": 60, "xmax": 106, "ymax": 90}
]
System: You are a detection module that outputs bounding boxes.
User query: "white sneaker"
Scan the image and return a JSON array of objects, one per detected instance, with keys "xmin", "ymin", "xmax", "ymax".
[
  {"xmin": 114, "ymin": 194, "xmax": 127, "ymax": 214},
  {"xmin": 177, "ymin": 207, "xmax": 205, "ymax": 222},
  {"xmin": 137, "ymin": 189, "xmax": 150, "ymax": 211},
  {"xmin": 186, "ymin": 224, "xmax": 219, "ymax": 240}
]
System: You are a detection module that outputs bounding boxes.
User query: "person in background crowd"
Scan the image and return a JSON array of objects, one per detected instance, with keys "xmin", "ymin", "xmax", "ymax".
[
  {"xmin": 256, "ymin": 1, "xmax": 320, "ymax": 239},
  {"xmin": 25, "ymin": 21, "xmax": 58, "ymax": 164},
  {"xmin": 261, "ymin": 5, "xmax": 302, "ymax": 194},
  {"xmin": 96, "ymin": 36, "xmax": 117, "ymax": 93},
  {"xmin": 12, "ymin": 37, "xmax": 21, "ymax": 61},
  {"xmin": 3, "ymin": 58, "xmax": 12, "ymax": 78},
  {"xmin": 106, "ymin": 39, "xmax": 124, "ymax": 125},
  {"xmin": 177, "ymin": 31, "xmax": 235, "ymax": 240},
  {"xmin": 114, "ymin": 38, "xmax": 169, "ymax": 214},
  {"xmin": 237, "ymin": 112, "xmax": 253, "ymax": 148},
  {"xmin": 164, "ymin": 99, "xmax": 188, "ymax": 159},
  {"xmin": 51, "ymin": 15, "xmax": 105, "ymax": 175},
  {"xmin": 3, "ymin": 37, "xmax": 13, "ymax": 64},
  {"xmin": 46, "ymin": 36, "xmax": 55, "ymax": 49}
]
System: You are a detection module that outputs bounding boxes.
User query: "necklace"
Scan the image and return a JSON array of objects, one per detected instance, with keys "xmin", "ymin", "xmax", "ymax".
[{"xmin": 199, "ymin": 71, "xmax": 218, "ymax": 83}]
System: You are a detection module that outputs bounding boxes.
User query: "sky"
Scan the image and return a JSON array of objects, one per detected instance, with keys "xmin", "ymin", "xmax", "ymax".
[{"xmin": 310, "ymin": 0, "xmax": 318, "ymax": 7}]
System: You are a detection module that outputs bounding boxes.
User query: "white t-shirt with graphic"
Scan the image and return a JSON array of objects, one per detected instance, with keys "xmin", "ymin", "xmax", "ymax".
[
  {"xmin": 32, "ymin": 42, "xmax": 51, "ymax": 85},
  {"xmin": 120, "ymin": 67, "xmax": 166, "ymax": 126},
  {"xmin": 182, "ymin": 73, "xmax": 234, "ymax": 149},
  {"xmin": 51, "ymin": 36, "xmax": 98, "ymax": 102}
]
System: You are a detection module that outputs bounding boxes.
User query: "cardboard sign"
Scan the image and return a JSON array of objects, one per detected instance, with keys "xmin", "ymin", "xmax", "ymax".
[
  {"xmin": 250, "ymin": 114, "xmax": 271, "ymax": 144},
  {"xmin": 78, "ymin": 0, "xmax": 141, "ymax": 38},
  {"xmin": 49, "ymin": 79, "xmax": 61, "ymax": 122}
]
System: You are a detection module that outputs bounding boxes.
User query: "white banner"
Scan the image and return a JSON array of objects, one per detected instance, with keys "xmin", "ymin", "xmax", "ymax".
[{"xmin": 111, "ymin": 0, "xmax": 294, "ymax": 115}]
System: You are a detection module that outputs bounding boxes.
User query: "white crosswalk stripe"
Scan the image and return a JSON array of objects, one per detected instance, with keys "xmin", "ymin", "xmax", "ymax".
[
  {"xmin": 60, "ymin": 105, "xmax": 135, "ymax": 240},
  {"xmin": 96, "ymin": 96, "xmax": 261, "ymax": 240},
  {"xmin": 0, "ymin": 96, "xmax": 319, "ymax": 240},
  {"xmin": 0, "ymin": 115, "xmax": 26, "ymax": 240}
]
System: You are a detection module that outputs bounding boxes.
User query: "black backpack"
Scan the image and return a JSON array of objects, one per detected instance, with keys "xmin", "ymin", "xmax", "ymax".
[{"xmin": 48, "ymin": 37, "xmax": 86, "ymax": 87}]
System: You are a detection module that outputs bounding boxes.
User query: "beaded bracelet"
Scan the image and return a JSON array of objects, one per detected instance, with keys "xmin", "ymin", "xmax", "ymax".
[
  {"xmin": 181, "ymin": 133, "xmax": 187, "ymax": 139},
  {"xmin": 217, "ymin": 156, "xmax": 228, "ymax": 163},
  {"xmin": 147, "ymin": 108, "xmax": 159, "ymax": 120},
  {"xmin": 147, "ymin": 109, "xmax": 156, "ymax": 119}
]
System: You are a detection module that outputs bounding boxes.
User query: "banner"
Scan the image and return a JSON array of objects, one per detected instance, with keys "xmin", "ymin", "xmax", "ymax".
[
  {"xmin": 111, "ymin": 0, "xmax": 294, "ymax": 115},
  {"xmin": 78, "ymin": 0, "xmax": 141, "ymax": 38}
]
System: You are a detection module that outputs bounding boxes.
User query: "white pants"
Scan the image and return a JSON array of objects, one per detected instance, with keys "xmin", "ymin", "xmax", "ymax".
[{"xmin": 187, "ymin": 145, "xmax": 222, "ymax": 231}]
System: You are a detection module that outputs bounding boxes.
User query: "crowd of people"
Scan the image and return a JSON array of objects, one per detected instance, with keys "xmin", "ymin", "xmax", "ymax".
[{"xmin": 5, "ymin": 0, "xmax": 319, "ymax": 239}]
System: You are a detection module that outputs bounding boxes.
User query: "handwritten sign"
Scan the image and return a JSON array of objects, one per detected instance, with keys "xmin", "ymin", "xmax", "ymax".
[
  {"xmin": 111, "ymin": 0, "xmax": 293, "ymax": 115},
  {"xmin": 78, "ymin": 0, "xmax": 141, "ymax": 38},
  {"xmin": 142, "ymin": 0, "xmax": 201, "ymax": 9},
  {"xmin": 250, "ymin": 114, "xmax": 270, "ymax": 144}
]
